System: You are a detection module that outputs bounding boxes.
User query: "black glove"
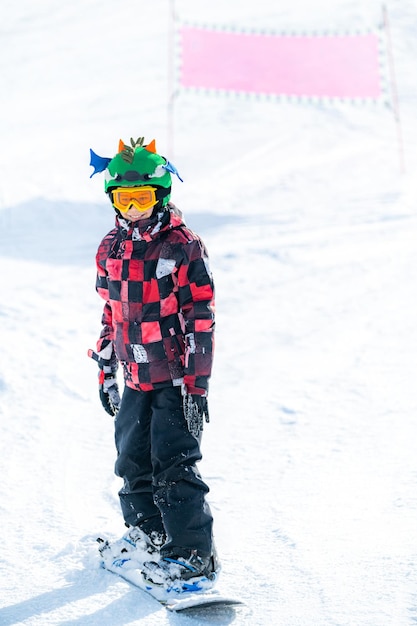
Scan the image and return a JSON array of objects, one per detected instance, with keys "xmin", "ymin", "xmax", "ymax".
[
  {"xmin": 99, "ymin": 370, "xmax": 121, "ymax": 416},
  {"xmin": 182, "ymin": 392, "xmax": 209, "ymax": 438},
  {"xmin": 89, "ymin": 343, "xmax": 121, "ymax": 416}
]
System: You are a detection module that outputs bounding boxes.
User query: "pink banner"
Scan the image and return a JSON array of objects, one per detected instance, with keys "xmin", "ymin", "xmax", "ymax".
[{"xmin": 179, "ymin": 26, "xmax": 382, "ymax": 99}]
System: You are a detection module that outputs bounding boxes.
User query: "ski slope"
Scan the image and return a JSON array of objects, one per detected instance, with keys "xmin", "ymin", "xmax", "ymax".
[{"xmin": 1, "ymin": 0, "xmax": 417, "ymax": 624}]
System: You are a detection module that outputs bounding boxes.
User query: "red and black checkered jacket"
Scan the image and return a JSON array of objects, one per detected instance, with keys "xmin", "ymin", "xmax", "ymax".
[{"xmin": 95, "ymin": 206, "xmax": 215, "ymax": 394}]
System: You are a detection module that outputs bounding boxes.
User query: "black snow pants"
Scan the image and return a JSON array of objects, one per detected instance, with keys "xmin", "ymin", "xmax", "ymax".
[{"xmin": 114, "ymin": 385, "xmax": 213, "ymax": 559}]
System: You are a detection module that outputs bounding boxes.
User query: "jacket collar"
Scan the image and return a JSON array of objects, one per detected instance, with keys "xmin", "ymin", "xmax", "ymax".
[{"xmin": 115, "ymin": 203, "xmax": 185, "ymax": 242}]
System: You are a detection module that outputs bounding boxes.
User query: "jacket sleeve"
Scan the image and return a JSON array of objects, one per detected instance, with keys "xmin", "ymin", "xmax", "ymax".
[
  {"xmin": 95, "ymin": 251, "xmax": 116, "ymax": 357},
  {"xmin": 178, "ymin": 237, "xmax": 215, "ymax": 393}
]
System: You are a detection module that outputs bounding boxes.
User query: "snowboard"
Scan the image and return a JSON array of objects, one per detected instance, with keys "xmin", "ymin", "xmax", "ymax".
[{"xmin": 99, "ymin": 542, "xmax": 243, "ymax": 613}]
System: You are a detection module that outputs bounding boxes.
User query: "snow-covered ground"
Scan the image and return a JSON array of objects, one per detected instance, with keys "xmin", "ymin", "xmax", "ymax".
[{"xmin": 1, "ymin": 0, "xmax": 417, "ymax": 624}]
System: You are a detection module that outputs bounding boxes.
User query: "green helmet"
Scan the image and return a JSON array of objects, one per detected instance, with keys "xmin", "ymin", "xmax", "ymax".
[{"xmin": 89, "ymin": 137, "xmax": 183, "ymax": 208}]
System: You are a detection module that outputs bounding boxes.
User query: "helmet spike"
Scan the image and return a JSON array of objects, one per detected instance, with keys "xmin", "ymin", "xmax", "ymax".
[
  {"xmin": 145, "ymin": 139, "xmax": 157, "ymax": 154},
  {"xmin": 118, "ymin": 139, "xmax": 125, "ymax": 153}
]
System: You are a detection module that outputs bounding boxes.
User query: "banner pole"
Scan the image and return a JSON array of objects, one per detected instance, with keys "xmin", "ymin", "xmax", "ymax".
[
  {"xmin": 167, "ymin": 0, "xmax": 177, "ymax": 157},
  {"xmin": 382, "ymin": 4, "xmax": 405, "ymax": 173}
]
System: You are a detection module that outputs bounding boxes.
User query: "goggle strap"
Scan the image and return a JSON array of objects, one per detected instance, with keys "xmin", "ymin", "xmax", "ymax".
[{"xmin": 155, "ymin": 186, "xmax": 170, "ymax": 201}]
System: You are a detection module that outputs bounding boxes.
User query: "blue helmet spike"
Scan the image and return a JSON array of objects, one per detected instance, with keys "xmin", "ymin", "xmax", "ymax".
[
  {"xmin": 89, "ymin": 149, "xmax": 112, "ymax": 178},
  {"xmin": 163, "ymin": 160, "xmax": 183, "ymax": 182}
]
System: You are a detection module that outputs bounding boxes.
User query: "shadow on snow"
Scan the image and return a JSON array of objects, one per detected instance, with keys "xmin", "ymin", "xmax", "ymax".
[{"xmin": 0, "ymin": 199, "xmax": 239, "ymax": 266}]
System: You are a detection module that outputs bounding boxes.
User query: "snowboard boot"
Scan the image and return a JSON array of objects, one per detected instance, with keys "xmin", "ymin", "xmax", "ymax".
[
  {"xmin": 142, "ymin": 548, "xmax": 220, "ymax": 591},
  {"xmin": 98, "ymin": 524, "xmax": 166, "ymax": 567}
]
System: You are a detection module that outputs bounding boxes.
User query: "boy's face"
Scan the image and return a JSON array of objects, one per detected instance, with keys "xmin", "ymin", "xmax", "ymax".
[{"xmin": 110, "ymin": 186, "xmax": 157, "ymax": 222}]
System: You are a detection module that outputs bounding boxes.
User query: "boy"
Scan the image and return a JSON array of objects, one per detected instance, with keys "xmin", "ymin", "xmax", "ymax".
[{"xmin": 89, "ymin": 137, "xmax": 218, "ymax": 588}]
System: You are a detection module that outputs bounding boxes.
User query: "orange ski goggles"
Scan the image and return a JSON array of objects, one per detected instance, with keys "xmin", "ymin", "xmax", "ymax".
[{"xmin": 111, "ymin": 186, "xmax": 158, "ymax": 212}]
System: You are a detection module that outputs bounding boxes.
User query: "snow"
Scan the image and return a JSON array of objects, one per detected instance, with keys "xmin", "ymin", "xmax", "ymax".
[{"xmin": 1, "ymin": 0, "xmax": 417, "ymax": 624}]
